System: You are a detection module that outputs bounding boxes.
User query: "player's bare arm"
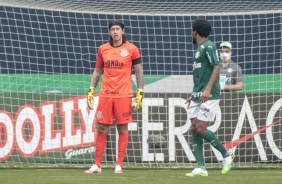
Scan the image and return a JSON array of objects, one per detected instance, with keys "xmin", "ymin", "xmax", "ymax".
[
  {"xmin": 87, "ymin": 67, "xmax": 103, "ymax": 110},
  {"xmin": 132, "ymin": 63, "xmax": 144, "ymax": 112},
  {"xmin": 185, "ymin": 96, "xmax": 192, "ymax": 109},
  {"xmin": 133, "ymin": 63, "xmax": 144, "ymax": 89},
  {"xmin": 90, "ymin": 67, "xmax": 103, "ymax": 88},
  {"xmin": 224, "ymin": 81, "xmax": 243, "ymax": 91},
  {"xmin": 201, "ymin": 64, "xmax": 220, "ymax": 102}
]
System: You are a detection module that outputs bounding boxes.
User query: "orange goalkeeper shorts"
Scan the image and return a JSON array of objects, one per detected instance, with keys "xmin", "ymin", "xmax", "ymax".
[{"xmin": 95, "ymin": 97, "xmax": 133, "ymax": 124}]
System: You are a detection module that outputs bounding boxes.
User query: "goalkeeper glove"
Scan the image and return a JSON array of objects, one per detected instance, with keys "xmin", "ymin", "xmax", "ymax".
[
  {"xmin": 132, "ymin": 89, "xmax": 143, "ymax": 112},
  {"xmin": 87, "ymin": 87, "xmax": 95, "ymax": 110}
]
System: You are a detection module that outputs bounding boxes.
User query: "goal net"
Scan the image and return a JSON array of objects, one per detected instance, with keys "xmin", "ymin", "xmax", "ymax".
[{"xmin": 0, "ymin": 0, "xmax": 282, "ymax": 169}]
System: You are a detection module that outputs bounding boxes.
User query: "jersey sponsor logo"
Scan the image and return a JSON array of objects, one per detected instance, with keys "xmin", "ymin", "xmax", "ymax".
[
  {"xmin": 120, "ymin": 48, "xmax": 128, "ymax": 57},
  {"xmin": 105, "ymin": 60, "xmax": 124, "ymax": 69},
  {"xmin": 192, "ymin": 62, "xmax": 201, "ymax": 70},
  {"xmin": 105, "ymin": 90, "xmax": 119, "ymax": 95},
  {"xmin": 191, "ymin": 92, "xmax": 202, "ymax": 98}
]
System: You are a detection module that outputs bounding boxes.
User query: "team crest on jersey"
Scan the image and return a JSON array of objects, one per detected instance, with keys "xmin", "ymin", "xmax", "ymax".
[
  {"xmin": 120, "ymin": 49, "xmax": 128, "ymax": 57},
  {"xmin": 228, "ymin": 68, "xmax": 233, "ymax": 73},
  {"xmin": 195, "ymin": 51, "xmax": 200, "ymax": 58},
  {"xmin": 97, "ymin": 111, "xmax": 102, "ymax": 119}
]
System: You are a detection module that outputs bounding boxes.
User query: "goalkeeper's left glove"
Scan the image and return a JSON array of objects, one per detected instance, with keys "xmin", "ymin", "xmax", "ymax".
[
  {"xmin": 132, "ymin": 89, "xmax": 143, "ymax": 112},
  {"xmin": 87, "ymin": 87, "xmax": 95, "ymax": 110}
]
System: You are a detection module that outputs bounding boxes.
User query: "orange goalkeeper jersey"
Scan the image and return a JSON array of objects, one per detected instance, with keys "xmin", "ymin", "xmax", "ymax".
[{"xmin": 96, "ymin": 41, "xmax": 141, "ymax": 98}]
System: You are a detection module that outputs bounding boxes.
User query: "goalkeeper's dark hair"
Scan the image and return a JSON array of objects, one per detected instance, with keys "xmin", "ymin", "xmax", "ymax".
[
  {"xmin": 192, "ymin": 19, "xmax": 212, "ymax": 37},
  {"xmin": 108, "ymin": 20, "xmax": 126, "ymax": 46}
]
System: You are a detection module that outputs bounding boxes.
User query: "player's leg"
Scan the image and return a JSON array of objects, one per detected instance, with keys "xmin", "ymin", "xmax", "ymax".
[
  {"xmin": 94, "ymin": 123, "xmax": 110, "ymax": 167},
  {"xmin": 115, "ymin": 124, "xmax": 128, "ymax": 174},
  {"xmin": 221, "ymin": 150, "xmax": 235, "ymax": 174},
  {"xmin": 197, "ymin": 100, "xmax": 235, "ymax": 174},
  {"xmin": 192, "ymin": 119, "xmax": 208, "ymax": 169},
  {"xmin": 85, "ymin": 123, "xmax": 110, "ymax": 174},
  {"xmin": 186, "ymin": 101, "xmax": 208, "ymax": 177},
  {"xmin": 197, "ymin": 100, "xmax": 228, "ymax": 156},
  {"xmin": 85, "ymin": 97, "xmax": 113, "ymax": 174},
  {"xmin": 202, "ymin": 129, "xmax": 230, "ymax": 157},
  {"xmin": 113, "ymin": 97, "xmax": 132, "ymax": 174},
  {"xmin": 189, "ymin": 123, "xmax": 234, "ymax": 175}
]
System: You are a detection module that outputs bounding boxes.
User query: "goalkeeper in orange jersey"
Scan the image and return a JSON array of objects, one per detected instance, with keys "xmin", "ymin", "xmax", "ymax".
[{"xmin": 85, "ymin": 20, "xmax": 144, "ymax": 174}]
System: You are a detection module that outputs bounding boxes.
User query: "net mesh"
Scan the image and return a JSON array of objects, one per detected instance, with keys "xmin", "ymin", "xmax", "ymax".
[
  {"xmin": 1, "ymin": 0, "xmax": 282, "ymax": 14},
  {"xmin": 0, "ymin": 0, "xmax": 281, "ymax": 168}
]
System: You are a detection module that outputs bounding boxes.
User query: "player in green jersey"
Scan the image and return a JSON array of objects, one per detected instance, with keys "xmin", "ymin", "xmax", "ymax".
[{"xmin": 185, "ymin": 19, "xmax": 235, "ymax": 177}]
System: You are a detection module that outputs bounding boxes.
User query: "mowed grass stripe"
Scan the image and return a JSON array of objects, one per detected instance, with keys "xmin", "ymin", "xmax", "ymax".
[{"xmin": 1, "ymin": 169, "xmax": 281, "ymax": 184}]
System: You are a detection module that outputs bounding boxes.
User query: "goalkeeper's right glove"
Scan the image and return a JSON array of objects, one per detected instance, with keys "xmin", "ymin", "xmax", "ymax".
[
  {"xmin": 87, "ymin": 87, "xmax": 95, "ymax": 110},
  {"xmin": 132, "ymin": 89, "xmax": 144, "ymax": 112}
]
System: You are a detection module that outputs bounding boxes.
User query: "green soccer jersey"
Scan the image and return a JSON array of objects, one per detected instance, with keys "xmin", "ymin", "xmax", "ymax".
[{"xmin": 191, "ymin": 40, "xmax": 220, "ymax": 102}]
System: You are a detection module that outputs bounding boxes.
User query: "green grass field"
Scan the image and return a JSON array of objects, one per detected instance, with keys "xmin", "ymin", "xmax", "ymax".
[{"xmin": 1, "ymin": 168, "xmax": 281, "ymax": 184}]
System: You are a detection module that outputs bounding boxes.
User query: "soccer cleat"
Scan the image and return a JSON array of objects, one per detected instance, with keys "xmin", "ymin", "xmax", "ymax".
[
  {"xmin": 222, "ymin": 151, "xmax": 235, "ymax": 174},
  {"xmin": 114, "ymin": 165, "xmax": 122, "ymax": 174},
  {"xmin": 186, "ymin": 167, "xmax": 208, "ymax": 177},
  {"xmin": 84, "ymin": 164, "xmax": 101, "ymax": 174}
]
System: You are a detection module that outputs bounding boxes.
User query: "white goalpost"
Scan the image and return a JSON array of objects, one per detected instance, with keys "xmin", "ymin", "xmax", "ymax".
[{"xmin": 0, "ymin": 0, "xmax": 282, "ymax": 169}]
